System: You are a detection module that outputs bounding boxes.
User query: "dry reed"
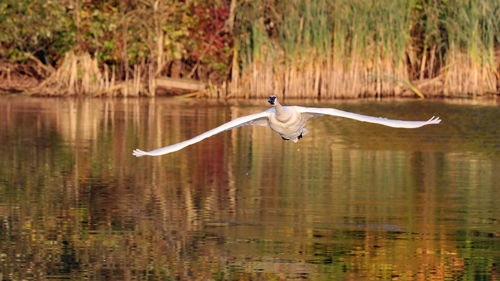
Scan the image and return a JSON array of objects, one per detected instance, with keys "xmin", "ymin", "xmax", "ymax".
[
  {"xmin": 22, "ymin": 0, "xmax": 500, "ymax": 98},
  {"xmin": 31, "ymin": 52, "xmax": 152, "ymax": 97},
  {"xmin": 230, "ymin": 0, "xmax": 500, "ymax": 99}
]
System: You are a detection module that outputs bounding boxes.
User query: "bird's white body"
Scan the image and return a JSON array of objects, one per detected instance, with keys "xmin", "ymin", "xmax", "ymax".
[
  {"xmin": 267, "ymin": 106, "xmax": 308, "ymax": 141},
  {"xmin": 133, "ymin": 96, "xmax": 441, "ymax": 157}
]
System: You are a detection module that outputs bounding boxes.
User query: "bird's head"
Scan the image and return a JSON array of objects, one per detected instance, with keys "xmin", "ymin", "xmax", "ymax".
[{"xmin": 268, "ymin": 95, "xmax": 277, "ymax": 106}]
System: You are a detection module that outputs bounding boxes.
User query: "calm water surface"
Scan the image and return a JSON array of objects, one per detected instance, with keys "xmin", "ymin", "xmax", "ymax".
[{"xmin": 0, "ymin": 97, "xmax": 499, "ymax": 280}]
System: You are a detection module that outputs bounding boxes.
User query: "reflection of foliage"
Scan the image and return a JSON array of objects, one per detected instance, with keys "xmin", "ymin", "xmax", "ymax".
[{"xmin": 0, "ymin": 99, "xmax": 499, "ymax": 279}]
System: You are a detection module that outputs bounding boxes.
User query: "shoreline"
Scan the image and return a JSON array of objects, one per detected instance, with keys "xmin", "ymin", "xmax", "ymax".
[
  {"xmin": 2, "ymin": 1, "xmax": 500, "ymax": 100},
  {"xmin": 1, "ymin": 63, "xmax": 498, "ymax": 100}
]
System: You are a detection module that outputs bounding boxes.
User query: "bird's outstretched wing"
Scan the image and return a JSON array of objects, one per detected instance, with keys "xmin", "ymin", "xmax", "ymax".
[
  {"xmin": 296, "ymin": 106, "xmax": 441, "ymax": 128},
  {"xmin": 133, "ymin": 110, "xmax": 272, "ymax": 157}
]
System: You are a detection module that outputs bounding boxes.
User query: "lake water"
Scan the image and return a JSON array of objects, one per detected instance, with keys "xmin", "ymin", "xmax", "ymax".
[{"xmin": 0, "ymin": 97, "xmax": 498, "ymax": 280}]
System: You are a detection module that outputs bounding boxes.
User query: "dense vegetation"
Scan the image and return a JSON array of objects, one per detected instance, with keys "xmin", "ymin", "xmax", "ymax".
[{"xmin": 0, "ymin": 0, "xmax": 499, "ymax": 97}]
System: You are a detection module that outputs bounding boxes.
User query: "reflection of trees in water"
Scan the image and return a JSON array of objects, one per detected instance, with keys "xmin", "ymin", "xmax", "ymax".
[
  {"xmin": 0, "ymin": 98, "xmax": 498, "ymax": 280},
  {"xmin": 0, "ymin": 98, "xmax": 259, "ymax": 279}
]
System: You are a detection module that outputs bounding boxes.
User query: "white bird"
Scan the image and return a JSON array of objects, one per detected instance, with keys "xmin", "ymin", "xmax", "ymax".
[{"xmin": 133, "ymin": 96, "xmax": 441, "ymax": 157}]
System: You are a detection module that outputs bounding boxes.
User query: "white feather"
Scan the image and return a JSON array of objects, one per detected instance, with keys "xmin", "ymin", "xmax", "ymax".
[
  {"xmin": 133, "ymin": 97, "xmax": 441, "ymax": 157},
  {"xmin": 133, "ymin": 110, "xmax": 272, "ymax": 157},
  {"xmin": 296, "ymin": 106, "xmax": 441, "ymax": 128}
]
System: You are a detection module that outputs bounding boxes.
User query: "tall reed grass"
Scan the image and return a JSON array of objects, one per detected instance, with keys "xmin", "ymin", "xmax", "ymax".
[{"xmin": 231, "ymin": 0, "xmax": 500, "ymax": 98}]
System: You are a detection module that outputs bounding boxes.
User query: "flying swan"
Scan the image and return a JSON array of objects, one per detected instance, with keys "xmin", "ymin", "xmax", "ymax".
[{"xmin": 133, "ymin": 96, "xmax": 441, "ymax": 157}]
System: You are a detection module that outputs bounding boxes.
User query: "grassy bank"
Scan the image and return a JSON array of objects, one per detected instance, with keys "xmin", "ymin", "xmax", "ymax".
[
  {"xmin": 233, "ymin": 0, "xmax": 500, "ymax": 98},
  {"xmin": 0, "ymin": 0, "xmax": 499, "ymax": 98}
]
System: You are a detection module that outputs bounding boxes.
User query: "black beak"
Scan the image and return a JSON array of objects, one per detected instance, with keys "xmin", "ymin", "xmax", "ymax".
[{"xmin": 268, "ymin": 95, "xmax": 276, "ymax": 105}]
